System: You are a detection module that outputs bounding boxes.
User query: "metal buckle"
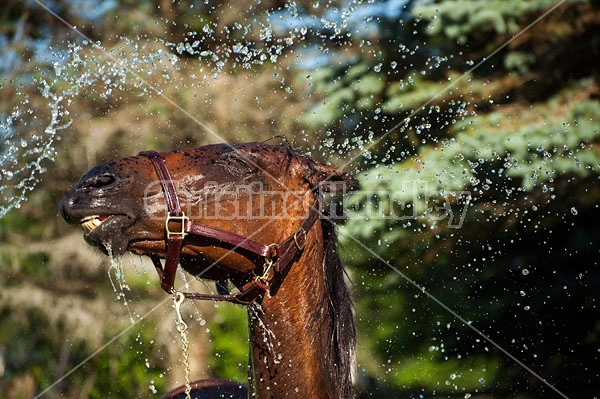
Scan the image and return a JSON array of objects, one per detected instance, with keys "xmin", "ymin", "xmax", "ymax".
[
  {"xmin": 166, "ymin": 212, "xmax": 189, "ymax": 240},
  {"xmin": 293, "ymin": 227, "xmax": 307, "ymax": 250},
  {"xmin": 259, "ymin": 258, "xmax": 275, "ymax": 283}
]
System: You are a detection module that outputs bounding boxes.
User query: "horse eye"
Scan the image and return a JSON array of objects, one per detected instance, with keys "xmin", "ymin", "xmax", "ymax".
[{"xmin": 83, "ymin": 173, "xmax": 116, "ymax": 189}]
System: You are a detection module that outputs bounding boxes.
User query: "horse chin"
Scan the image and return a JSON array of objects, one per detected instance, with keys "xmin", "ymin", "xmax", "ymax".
[{"xmin": 83, "ymin": 215, "xmax": 135, "ymax": 256}]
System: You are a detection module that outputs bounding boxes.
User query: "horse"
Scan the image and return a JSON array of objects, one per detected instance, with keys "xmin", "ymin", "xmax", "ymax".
[{"xmin": 60, "ymin": 142, "xmax": 357, "ymax": 399}]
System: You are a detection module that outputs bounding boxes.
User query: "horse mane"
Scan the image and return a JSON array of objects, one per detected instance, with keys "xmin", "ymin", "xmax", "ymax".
[{"xmin": 313, "ymin": 214, "xmax": 356, "ymax": 398}]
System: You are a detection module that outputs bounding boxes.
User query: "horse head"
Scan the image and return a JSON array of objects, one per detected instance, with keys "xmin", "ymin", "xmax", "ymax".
[
  {"xmin": 60, "ymin": 142, "xmax": 355, "ymax": 287},
  {"xmin": 61, "ymin": 142, "xmax": 358, "ymax": 398}
]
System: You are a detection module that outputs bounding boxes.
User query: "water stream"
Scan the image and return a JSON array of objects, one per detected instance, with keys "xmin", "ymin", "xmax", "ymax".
[{"xmin": 106, "ymin": 246, "xmax": 136, "ymax": 323}]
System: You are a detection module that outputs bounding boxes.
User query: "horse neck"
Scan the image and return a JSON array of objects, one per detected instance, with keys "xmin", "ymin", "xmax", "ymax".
[{"xmin": 246, "ymin": 220, "xmax": 355, "ymax": 399}]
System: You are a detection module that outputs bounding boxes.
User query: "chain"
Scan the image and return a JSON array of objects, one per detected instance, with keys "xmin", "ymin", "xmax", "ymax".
[{"xmin": 173, "ymin": 291, "xmax": 192, "ymax": 399}]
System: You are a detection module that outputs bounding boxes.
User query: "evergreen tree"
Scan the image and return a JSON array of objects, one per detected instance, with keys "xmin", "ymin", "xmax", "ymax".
[{"xmin": 298, "ymin": 0, "xmax": 600, "ymax": 396}]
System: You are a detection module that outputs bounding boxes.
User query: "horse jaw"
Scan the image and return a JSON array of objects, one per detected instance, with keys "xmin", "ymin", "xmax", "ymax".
[{"xmin": 81, "ymin": 214, "xmax": 136, "ymax": 256}]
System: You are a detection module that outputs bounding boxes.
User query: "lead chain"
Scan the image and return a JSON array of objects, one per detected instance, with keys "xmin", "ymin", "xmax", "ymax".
[{"xmin": 173, "ymin": 292, "xmax": 192, "ymax": 399}]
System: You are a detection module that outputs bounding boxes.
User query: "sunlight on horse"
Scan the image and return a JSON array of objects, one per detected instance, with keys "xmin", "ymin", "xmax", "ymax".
[{"xmin": 60, "ymin": 143, "xmax": 357, "ymax": 399}]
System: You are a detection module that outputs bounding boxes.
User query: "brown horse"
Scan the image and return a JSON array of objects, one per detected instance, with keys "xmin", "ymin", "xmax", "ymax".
[{"xmin": 60, "ymin": 142, "xmax": 357, "ymax": 399}]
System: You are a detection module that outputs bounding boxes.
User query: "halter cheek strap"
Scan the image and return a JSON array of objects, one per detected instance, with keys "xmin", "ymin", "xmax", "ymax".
[
  {"xmin": 138, "ymin": 150, "xmax": 321, "ymax": 305},
  {"xmin": 139, "ymin": 150, "xmax": 185, "ymax": 292}
]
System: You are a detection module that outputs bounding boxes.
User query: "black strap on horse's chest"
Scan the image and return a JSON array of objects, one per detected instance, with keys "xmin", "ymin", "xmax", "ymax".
[{"xmin": 138, "ymin": 150, "xmax": 321, "ymax": 305}]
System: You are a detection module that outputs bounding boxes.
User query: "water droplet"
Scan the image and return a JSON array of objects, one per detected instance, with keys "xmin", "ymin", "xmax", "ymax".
[
  {"xmin": 570, "ymin": 207, "xmax": 578, "ymax": 215},
  {"xmin": 522, "ymin": 269, "xmax": 529, "ymax": 276}
]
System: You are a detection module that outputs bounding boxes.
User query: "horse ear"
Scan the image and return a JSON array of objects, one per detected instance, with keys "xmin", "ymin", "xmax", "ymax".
[{"xmin": 303, "ymin": 159, "xmax": 359, "ymax": 193}]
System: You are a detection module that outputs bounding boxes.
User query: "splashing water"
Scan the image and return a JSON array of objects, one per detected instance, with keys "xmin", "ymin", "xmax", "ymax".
[
  {"xmin": 0, "ymin": 80, "xmax": 72, "ymax": 217},
  {"xmin": 106, "ymin": 245, "xmax": 136, "ymax": 323},
  {"xmin": 2, "ymin": 1, "xmax": 597, "ymax": 397},
  {"xmin": 248, "ymin": 303, "xmax": 280, "ymax": 366},
  {"xmin": 0, "ymin": 0, "xmax": 446, "ymax": 218}
]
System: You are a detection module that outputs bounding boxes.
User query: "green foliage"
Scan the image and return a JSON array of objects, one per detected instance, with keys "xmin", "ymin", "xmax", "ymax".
[
  {"xmin": 300, "ymin": 64, "xmax": 386, "ymax": 129},
  {"xmin": 0, "ymin": 306, "xmax": 57, "ymax": 382},
  {"xmin": 208, "ymin": 304, "xmax": 249, "ymax": 382},
  {"xmin": 86, "ymin": 323, "xmax": 166, "ymax": 399},
  {"xmin": 19, "ymin": 252, "xmax": 50, "ymax": 277},
  {"xmin": 449, "ymin": 97, "xmax": 600, "ymax": 190},
  {"xmin": 343, "ymin": 91, "xmax": 600, "ymax": 391},
  {"xmin": 0, "ymin": 305, "xmax": 166, "ymax": 398},
  {"xmin": 415, "ymin": 0, "xmax": 585, "ymax": 43},
  {"xmin": 347, "ymin": 97, "xmax": 600, "ymax": 226},
  {"xmin": 308, "ymin": 1, "xmax": 600, "ymax": 396},
  {"xmin": 0, "ymin": 189, "xmax": 55, "ymax": 240}
]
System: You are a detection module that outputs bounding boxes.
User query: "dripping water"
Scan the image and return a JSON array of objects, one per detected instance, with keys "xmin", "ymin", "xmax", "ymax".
[
  {"xmin": 248, "ymin": 303, "xmax": 281, "ymax": 366},
  {"xmin": 106, "ymin": 245, "xmax": 135, "ymax": 324},
  {"xmin": 176, "ymin": 269, "xmax": 209, "ymax": 329}
]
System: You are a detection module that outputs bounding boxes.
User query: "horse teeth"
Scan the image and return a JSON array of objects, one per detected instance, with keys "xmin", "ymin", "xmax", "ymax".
[{"xmin": 80, "ymin": 215, "xmax": 102, "ymax": 233}]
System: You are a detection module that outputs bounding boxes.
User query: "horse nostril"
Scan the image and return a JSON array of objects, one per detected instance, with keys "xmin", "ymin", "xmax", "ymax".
[
  {"xmin": 59, "ymin": 197, "xmax": 71, "ymax": 223},
  {"xmin": 82, "ymin": 173, "xmax": 116, "ymax": 189}
]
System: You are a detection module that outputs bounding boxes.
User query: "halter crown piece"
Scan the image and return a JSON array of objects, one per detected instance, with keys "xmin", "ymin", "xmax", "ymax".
[{"xmin": 138, "ymin": 150, "xmax": 321, "ymax": 305}]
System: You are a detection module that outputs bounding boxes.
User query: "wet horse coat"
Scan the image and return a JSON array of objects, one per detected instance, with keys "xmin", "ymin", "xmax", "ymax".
[{"xmin": 60, "ymin": 143, "xmax": 356, "ymax": 398}]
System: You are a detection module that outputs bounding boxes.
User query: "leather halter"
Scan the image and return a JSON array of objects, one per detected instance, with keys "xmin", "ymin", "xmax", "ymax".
[{"xmin": 138, "ymin": 150, "xmax": 321, "ymax": 305}]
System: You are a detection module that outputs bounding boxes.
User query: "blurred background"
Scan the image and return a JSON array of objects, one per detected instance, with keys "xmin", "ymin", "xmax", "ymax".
[{"xmin": 1, "ymin": 0, "xmax": 599, "ymax": 398}]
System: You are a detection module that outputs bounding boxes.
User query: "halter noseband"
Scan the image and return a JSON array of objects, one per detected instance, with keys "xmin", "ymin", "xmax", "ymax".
[{"xmin": 139, "ymin": 150, "xmax": 321, "ymax": 305}]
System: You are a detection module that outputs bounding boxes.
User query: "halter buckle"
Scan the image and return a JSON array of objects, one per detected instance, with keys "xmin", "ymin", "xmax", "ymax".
[
  {"xmin": 166, "ymin": 212, "xmax": 189, "ymax": 240},
  {"xmin": 293, "ymin": 227, "xmax": 307, "ymax": 250}
]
